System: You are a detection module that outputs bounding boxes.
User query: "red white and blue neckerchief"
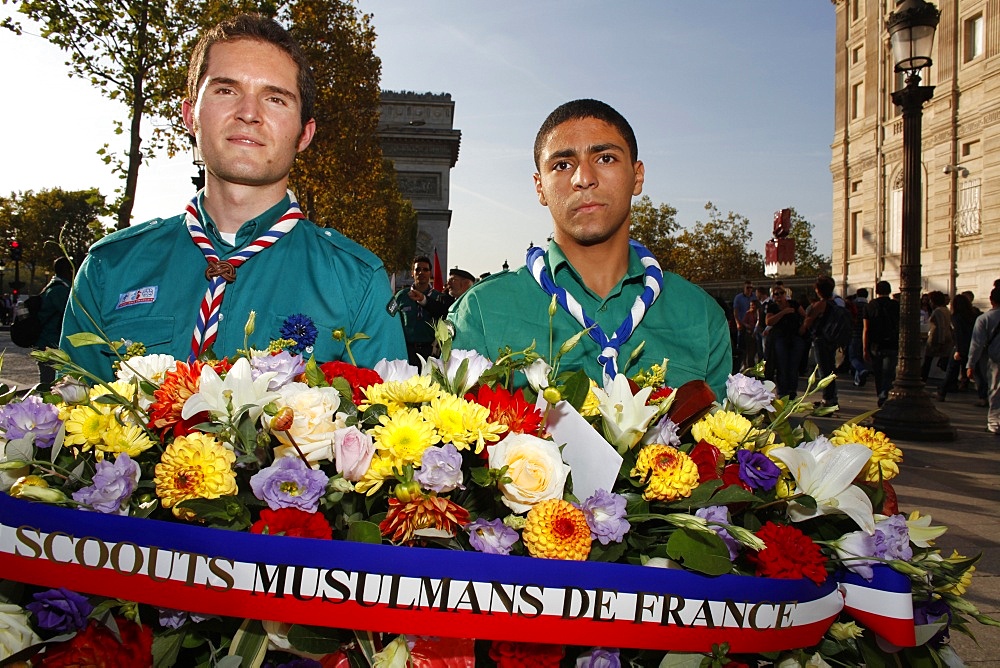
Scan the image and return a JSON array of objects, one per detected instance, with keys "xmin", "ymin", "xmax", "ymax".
[
  {"xmin": 185, "ymin": 190, "xmax": 304, "ymax": 360},
  {"xmin": 526, "ymin": 239, "xmax": 663, "ymax": 380}
]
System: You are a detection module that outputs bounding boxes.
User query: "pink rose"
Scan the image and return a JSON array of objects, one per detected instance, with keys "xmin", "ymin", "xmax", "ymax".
[{"xmin": 334, "ymin": 426, "xmax": 375, "ymax": 481}]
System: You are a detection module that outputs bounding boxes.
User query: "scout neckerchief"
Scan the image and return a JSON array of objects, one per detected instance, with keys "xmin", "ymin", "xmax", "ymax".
[
  {"xmin": 526, "ymin": 239, "xmax": 663, "ymax": 380},
  {"xmin": 186, "ymin": 190, "xmax": 304, "ymax": 361}
]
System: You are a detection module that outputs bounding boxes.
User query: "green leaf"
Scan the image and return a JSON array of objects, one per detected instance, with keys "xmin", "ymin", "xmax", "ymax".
[
  {"xmin": 795, "ymin": 494, "xmax": 818, "ymax": 510},
  {"xmin": 4, "ymin": 437, "xmax": 34, "ymax": 463},
  {"xmin": 657, "ymin": 652, "xmax": 712, "ymax": 668},
  {"xmin": 665, "ymin": 527, "xmax": 733, "ymax": 576},
  {"xmin": 175, "ymin": 498, "xmax": 251, "ymax": 530},
  {"xmin": 152, "ymin": 628, "xmax": 185, "ymax": 668},
  {"xmin": 588, "ymin": 540, "xmax": 627, "ymax": 563},
  {"xmin": 559, "ymin": 369, "xmax": 592, "ymax": 411},
  {"xmin": 708, "ymin": 485, "xmax": 759, "ymax": 506},
  {"xmin": 65, "ymin": 332, "xmax": 110, "ymax": 348},
  {"xmin": 286, "ymin": 624, "xmax": 344, "ymax": 654},
  {"xmin": 346, "ymin": 520, "xmax": 382, "ymax": 544},
  {"xmin": 330, "ymin": 377, "xmax": 354, "ymax": 404},
  {"xmin": 0, "ymin": 460, "xmax": 29, "ymax": 470},
  {"xmin": 228, "ymin": 619, "xmax": 268, "ymax": 668},
  {"xmin": 304, "ymin": 356, "xmax": 327, "ymax": 387}
]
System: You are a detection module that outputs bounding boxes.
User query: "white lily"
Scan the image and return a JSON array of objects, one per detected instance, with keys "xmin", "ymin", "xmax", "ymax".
[
  {"xmin": 770, "ymin": 439, "xmax": 875, "ymax": 534},
  {"xmin": 432, "ymin": 348, "xmax": 493, "ymax": 394},
  {"xmin": 181, "ymin": 357, "xmax": 279, "ymax": 424},
  {"xmin": 592, "ymin": 373, "xmax": 659, "ymax": 451},
  {"xmin": 905, "ymin": 511, "xmax": 948, "ymax": 547}
]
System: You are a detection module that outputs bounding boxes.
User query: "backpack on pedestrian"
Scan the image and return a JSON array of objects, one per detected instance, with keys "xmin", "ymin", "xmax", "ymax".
[
  {"xmin": 9, "ymin": 295, "xmax": 43, "ymax": 348},
  {"xmin": 818, "ymin": 301, "xmax": 853, "ymax": 348}
]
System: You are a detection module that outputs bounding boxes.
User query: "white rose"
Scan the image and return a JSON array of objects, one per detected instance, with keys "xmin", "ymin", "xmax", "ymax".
[
  {"xmin": 432, "ymin": 349, "xmax": 493, "ymax": 394},
  {"xmin": 488, "ymin": 432, "xmax": 569, "ymax": 514},
  {"xmin": 0, "ymin": 603, "xmax": 41, "ymax": 662},
  {"xmin": 271, "ymin": 383, "xmax": 346, "ymax": 464},
  {"xmin": 523, "ymin": 358, "xmax": 552, "ymax": 392},
  {"xmin": 374, "ymin": 358, "xmax": 420, "ymax": 382}
]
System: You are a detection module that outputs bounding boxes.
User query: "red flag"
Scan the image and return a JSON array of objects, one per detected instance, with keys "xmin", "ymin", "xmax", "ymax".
[{"xmin": 433, "ymin": 248, "xmax": 444, "ymax": 292}]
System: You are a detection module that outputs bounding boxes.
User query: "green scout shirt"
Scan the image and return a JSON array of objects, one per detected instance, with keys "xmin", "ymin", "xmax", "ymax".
[
  {"xmin": 393, "ymin": 286, "xmax": 448, "ymax": 345},
  {"xmin": 449, "ymin": 241, "xmax": 731, "ymax": 401},
  {"xmin": 61, "ymin": 195, "xmax": 406, "ymax": 380},
  {"xmin": 37, "ymin": 276, "xmax": 71, "ymax": 350}
]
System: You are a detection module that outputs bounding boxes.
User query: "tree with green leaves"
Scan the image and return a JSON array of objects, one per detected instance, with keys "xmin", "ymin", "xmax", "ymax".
[
  {"xmin": 0, "ymin": 188, "xmax": 108, "ymax": 289},
  {"xmin": 671, "ymin": 202, "xmax": 764, "ymax": 283},
  {"xmin": 629, "ymin": 194, "xmax": 679, "ymax": 269},
  {"xmin": 785, "ymin": 207, "xmax": 831, "ymax": 277}
]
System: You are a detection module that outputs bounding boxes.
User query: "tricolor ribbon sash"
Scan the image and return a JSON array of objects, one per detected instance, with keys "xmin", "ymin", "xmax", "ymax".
[{"xmin": 0, "ymin": 494, "xmax": 915, "ymax": 652}]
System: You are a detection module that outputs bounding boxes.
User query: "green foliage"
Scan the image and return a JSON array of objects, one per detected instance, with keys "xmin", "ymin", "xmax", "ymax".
[
  {"xmin": 629, "ymin": 194, "xmax": 679, "ymax": 266},
  {"xmin": 0, "ymin": 188, "xmax": 108, "ymax": 285},
  {"xmin": 786, "ymin": 206, "xmax": 832, "ymax": 276}
]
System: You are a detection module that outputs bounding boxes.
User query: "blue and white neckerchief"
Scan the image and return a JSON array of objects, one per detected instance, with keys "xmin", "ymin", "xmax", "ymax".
[{"xmin": 526, "ymin": 239, "xmax": 663, "ymax": 380}]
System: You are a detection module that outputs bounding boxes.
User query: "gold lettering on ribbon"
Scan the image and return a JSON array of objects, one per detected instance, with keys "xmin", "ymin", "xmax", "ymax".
[{"xmin": 205, "ymin": 259, "xmax": 237, "ymax": 283}]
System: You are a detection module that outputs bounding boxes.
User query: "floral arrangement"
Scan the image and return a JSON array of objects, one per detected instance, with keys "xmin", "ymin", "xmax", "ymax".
[{"xmin": 0, "ymin": 311, "xmax": 997, "ymax": 668}]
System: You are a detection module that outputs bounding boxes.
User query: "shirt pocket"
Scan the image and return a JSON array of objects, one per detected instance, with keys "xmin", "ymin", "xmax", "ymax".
[
  {"xmin": 98, "ymin": 316, "xmax": 175, "ymax": 359},
  {"xmin": 264, "ymin": 312, "xmax": 338, "ymax": 356}
]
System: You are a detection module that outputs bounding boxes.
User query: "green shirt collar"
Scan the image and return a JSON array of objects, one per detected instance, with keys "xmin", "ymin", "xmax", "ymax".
[
  {"xmin": 545, "ymin": 240, "xmax": 644, "ymax": 302},
  {"xmin": 196, "ymin": 193, "xmax": 292, "ymax": 250}
]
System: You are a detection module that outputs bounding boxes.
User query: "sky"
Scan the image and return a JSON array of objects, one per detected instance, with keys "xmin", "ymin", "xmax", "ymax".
[{"xmin": 0, "ymin": 2, "xmax": 835, "ymax": 278}]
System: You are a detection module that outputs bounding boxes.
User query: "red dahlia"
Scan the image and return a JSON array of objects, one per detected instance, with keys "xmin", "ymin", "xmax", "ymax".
[
  {"xmin": 319, "ymin": 361, "xmax": 382, "ymax": 404},
  {"xmin": 251, "ymin": 508, "xmax": 333, "ymax": 539},
  {"xmin": 466, "ymin": 385, "xmax": 543, "ymax": 441},
  {"xmin": 488, "ymin": 640, "xmax": 565, "ymax": 668},
  {"xmin": 748, "ymin": 521, "xmax": 828, "ymax": 584}
]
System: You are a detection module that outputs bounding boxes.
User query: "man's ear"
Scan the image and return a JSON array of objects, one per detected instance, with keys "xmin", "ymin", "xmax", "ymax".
[
  {"xmin": 632, "ymin": 160, "xmax": 645, "ymax": 196},
  {"xmin": 182, "ymin": 98, "xmax": 196, "ymax": 135},
  {"xmin": 297, "ymin": 118, "xmax": 317, "ymax": 152},
  {"xmin": 534, "ymin": 173, "xmax": 547, "ymax": 206}
]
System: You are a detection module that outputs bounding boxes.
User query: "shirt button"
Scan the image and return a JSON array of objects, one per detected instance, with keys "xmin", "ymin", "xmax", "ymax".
[
  {"xmin": 218, "ymin": 313, "xmax": 224, "ymax": 321},
  {"xmin": 599, "ymin": 305, "xmax": 607, "ymax": 312}
]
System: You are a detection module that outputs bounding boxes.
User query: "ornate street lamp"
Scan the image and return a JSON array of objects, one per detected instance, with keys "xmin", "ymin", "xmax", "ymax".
[
  {"xmin": 872, "ymin": 0, "xmax": 955, "ymax": 441},
  {"xmin": 190, "ymin": 136, "xmax": 206, "ymax": 192}
]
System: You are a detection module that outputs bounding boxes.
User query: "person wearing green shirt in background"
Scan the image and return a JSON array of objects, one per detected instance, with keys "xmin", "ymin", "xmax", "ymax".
[
  {"xmin": 36, "ymin": 257, "xmax": 73, "ymax": 384},
  {"xmin": 450, "ymin": 99, "xmax": 730, "ymax": 400},
  {"xmin": 60, "ymin": 14, "xmax": 405, "ymax": 381}
]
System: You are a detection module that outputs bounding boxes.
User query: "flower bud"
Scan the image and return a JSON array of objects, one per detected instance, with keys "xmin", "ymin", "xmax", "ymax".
[
  {"xmin": 393, "ymin": 480, "xmax": 423, "ymax": 503},
  {"xmin": 542, "ymin": 387, "xmax": 562, "ymax": 405},
  {"xmin": 270, "ymin": 407, "xmax": 295, "ymax": 432},
  {"xmin": 332, "ymin": 328, "xmax": 345, "ymax": 341},
  {"xmin": 244, "ymin": 310, "xmax": 257, "ymax": 337},
  {"xmin": 11, "ymin": 476, "xmax": 69, "ymax": 503},
  {"xmin": 548, "ymin": 294, "xmax": 558, "ymax": 318},
  {"xmin": 50, "ymin": 376, "xmax": 89, "ymax": 404},
  {"xmin": 329, "ymin": 477, "xmax": 355, "ymax": 494}
]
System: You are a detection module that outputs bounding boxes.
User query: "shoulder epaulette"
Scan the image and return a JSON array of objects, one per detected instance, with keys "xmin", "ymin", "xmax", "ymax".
[{"xmin": 89, "ymin": 216, "xmax": 178, "ymax": 252}]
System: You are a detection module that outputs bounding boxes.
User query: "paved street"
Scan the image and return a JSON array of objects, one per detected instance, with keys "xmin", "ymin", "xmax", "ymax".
[{"xmin": 1, "ymin": 332, "xmax": 997, "ymax": 663}]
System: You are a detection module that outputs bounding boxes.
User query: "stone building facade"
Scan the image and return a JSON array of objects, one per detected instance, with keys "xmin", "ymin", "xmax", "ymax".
[
  {"xmin": 377, "ymin": 91, "xmax": 461, "ymax": 275},
  {"xmin": 831, "ymin": 0, "xmax": 999, "ymax": 306}
]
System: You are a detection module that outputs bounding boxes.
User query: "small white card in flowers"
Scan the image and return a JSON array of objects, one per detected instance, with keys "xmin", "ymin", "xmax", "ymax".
[{"xmin": 538, "ymin": 397, "xmax": 623, "ymax": 500}]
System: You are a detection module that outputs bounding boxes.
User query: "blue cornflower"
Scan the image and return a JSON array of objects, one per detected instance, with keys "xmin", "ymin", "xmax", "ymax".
[{"xmin": 279, "ymin": 314, "xmax": 318, "ymax": 353}]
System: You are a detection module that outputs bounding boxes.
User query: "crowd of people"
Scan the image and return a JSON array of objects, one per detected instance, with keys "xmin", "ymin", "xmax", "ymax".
[{"xmin": 728, "ymin": 277, "xmax": 1000, "ymax": 433}]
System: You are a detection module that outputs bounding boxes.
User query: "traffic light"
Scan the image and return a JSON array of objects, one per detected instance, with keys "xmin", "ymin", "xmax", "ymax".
[{"xmin": 9, "ymin": 240, "xmax": 22, "ymax": 262}]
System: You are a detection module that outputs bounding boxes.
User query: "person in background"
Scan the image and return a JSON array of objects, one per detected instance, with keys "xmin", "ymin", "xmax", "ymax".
[
  {"xmin": 765, "ymin": 286, "xmax": 807, "ymax": 399},
  {"xmin": 863, "ymin": 280, "xmax": 900, "ymax": 408},
  {"xmin": 741, "ymin": 299, "xmax": 760, "ymax": 370},
  {"xmin": 963, "ymin": 289, "xmax": 988, "ymax": 404},
  {"xmin": 60, "ymin": 14, "xmax": 404, "ymax": 380},
  {"xmin": 445, "ymin": 268, "xmax": 476, "ymax": 304},
  {"xmin": 450, "ymin": 99, "xmax": 730, "ymax": 397},
  {"xmin": 850, "ymin": 287, "xmax": 870, "ymax": 387},
  {"xmin": 753, "ymin": 285, "xmax": 771, "ymax": 369},
  {"xmin": 393, "ymin": 255, "xmax": 449, "ymax": 365},
  {"xmin": 37, "ymin": 257, "xmax": 73, "ymax": 384},
  {"xmin": 801, "ymin": 275, "xmax": 840, "ymax": 408},
  {"xmin": 937, "ymin": 292, "xmax": 976, "ymax": 401},
  {"xmin": 921, "ymin": 291, "xmax": 953, "ymax": 382},
  {"xmin": 966, "ymin": 286, "xmax": 1000, "ymax": 434},
  {"xmin": 733, "ymin": 280, "xmax": 757, "ymax": 373}
]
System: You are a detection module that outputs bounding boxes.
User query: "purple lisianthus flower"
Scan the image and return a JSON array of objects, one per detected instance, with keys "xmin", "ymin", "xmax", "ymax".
[
  {"xmin": 641, "ymin": 415, "xmax": 681, "ymax": 446},
  {"xmin": 832, "ymin": 529, "xmax": 879, "ymax": 579},
  {"xmin": 874, "ymin": 514, "xmax": 913, "ymax": 561},
  {"xmin": 579, "ymin": 489, "xmax": 630, "ymax": 545},
  {"xmin": 0, "ymin": 395, "xmax": 62, "ymax": 448},
  {"xmin": 157, "ymin": 608, "xmax": 215, "ymax": 630},
  {"xmin": 466, "ymin": 518, "xmax": 518, "ymax": 555},
  {"xmin": 26, "ymin": 587, "xmax": 93, "ymax": 633},
  {"xmin": 414, "ymin": 443, "xmax": 464, "ymax": 493},
  {"xmin": 576, "ymin": 648, "xmax": 621, "ymax": 668},
  {"xmin": 914, "ymin": 599, "xmax": 952, "ymax": 644},
  {"xmin": 249, "ymin": 456, "xmax": 328, "ymax": 512},
  {"xmin": 72, "ymin": 453, "xmax": 140, "ymax": 515},
  {"xmin": 279, "ymin": 314, "xmax": 318, "ymax": 354},
  {"xmin": 251, "ymin": 350, "xmax": 306, "ymax": 390},
  {"xmin": 725, "ymin": 373, "xmax": 776, "ymax": 414},
  {"xmin": 695, "ymin": 505, "xmax": 740, "ymax": 560},
  {"xmin": 735, "ymin": 449, "xmax": 781, "ymax": 492}
]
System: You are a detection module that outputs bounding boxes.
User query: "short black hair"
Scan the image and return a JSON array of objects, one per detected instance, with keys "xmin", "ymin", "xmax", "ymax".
[
  {"xmin": 533, "ymin": 99, "xmax": 638, "ymax": 170},
  {"xmin": 856, "ymin": 287, "xmax": 868, "ymax": 298},
  {"xmin": 187, "ymin": 14, "xmax": 316, "ymax": 127},
  {"xmin": 815, "ymin": 275, "xmax": 835, "ymax": 299},
  {"xmin": 876, "ymin": 280, "xmax": 892, "ymax": 295},
  {"xmin": 412, "ymin": 255, "xmax": 431, "ymax": 268}
]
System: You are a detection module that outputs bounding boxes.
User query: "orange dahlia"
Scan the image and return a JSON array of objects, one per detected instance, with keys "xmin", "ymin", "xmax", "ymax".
[
  {"xmin": 631, "ymin": 444, "xmax": 700, "ymax": 502},
  {"xmin": 147, "ymin": 361, "xmax": 206, "ymax": 436},
  {"xmin": 522, "ymin": 499, "xmax": 591, "ymax": 561},
  {"xmin": 379, "ymin": 495, "xmax": 471, "ymax": 545}
]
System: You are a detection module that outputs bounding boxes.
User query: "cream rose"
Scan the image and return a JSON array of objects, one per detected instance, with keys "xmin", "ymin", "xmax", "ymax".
[
  {"xmin": 271, "ymin": 383, "xmax": 346, "ymax": 464},
  {"xmin": 0, "ymin": 603, "xmax": 41, "ymax": 662},
  {"xmin": 488, "ymin": 433, "xmax": 570, "ymax": 514}
]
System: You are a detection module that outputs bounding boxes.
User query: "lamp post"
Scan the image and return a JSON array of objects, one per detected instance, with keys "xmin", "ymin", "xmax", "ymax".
[{"xmin": 872, "ymin": 0, "xmax": 955, "ymax": 441}]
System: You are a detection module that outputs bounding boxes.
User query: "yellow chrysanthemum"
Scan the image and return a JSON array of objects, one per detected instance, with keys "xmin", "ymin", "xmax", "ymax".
[
  {"xmin": 354, "ymin": 453, "xmax": 399, "ymax": 496},
  {"xmin": 359, "ymin": 383, "xmax": 405, "ymax": 415},
  {"xmin": 523, "ymin": 499, "xmax": 592, "ymax": 561},
  {"xmin": 579, "ymin": 380, "xmax": 601, "ymax": 418},
  {"xmin": 830, "ymin": 424, "xmax": 902, "ymax": 481},
  {"xmin": 96, "ymin": 421, "xmax": 155, "ymax": 460},
  {"xmin": 631, "ymin": 444, "xmax": 700, "ymax": 502},
  {"xmin": 63, "ymin": 405, "xmax": 112, "ymax": 451},
  {"xmin": 421, "ymin": 395, "xmax": 505, "ymax": 453},
  {"xmin": 154, "ymin": 432, "xmax": 237, "ymax": 519},
  {"xmin": 690, "ymin": 410, "xmax": 772, "ymax": 460},
  {"xmin": 372, "ymin": 408, "xmax": 440, "ymax": 468},
  {"xmin": 939, "ymin": 551, "xmax": 976, "ymax": 596}
]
